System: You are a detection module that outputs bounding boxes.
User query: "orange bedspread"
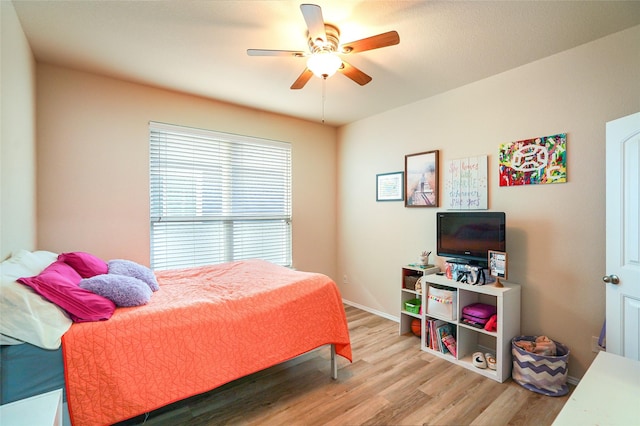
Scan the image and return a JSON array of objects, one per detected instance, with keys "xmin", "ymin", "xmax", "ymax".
[{"xmin": 62, "ymin": 260, "xmax": 352, "ymax": 426}]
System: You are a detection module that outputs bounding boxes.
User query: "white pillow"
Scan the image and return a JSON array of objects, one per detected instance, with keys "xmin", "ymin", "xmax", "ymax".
[{"xmin": 0, "ymin": 250, "xmax": 72, "ymax": 349}]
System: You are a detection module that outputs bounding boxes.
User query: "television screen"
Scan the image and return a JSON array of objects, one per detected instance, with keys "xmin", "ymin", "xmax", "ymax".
[{"xmin": 436, "ymin": 212, "xmax": 505, "ymax": 266}]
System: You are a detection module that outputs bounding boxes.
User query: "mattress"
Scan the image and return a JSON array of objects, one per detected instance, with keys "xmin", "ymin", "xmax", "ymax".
[{"xmin": 0, "ymin": 343, "xmax": 65, "ymax": 404}]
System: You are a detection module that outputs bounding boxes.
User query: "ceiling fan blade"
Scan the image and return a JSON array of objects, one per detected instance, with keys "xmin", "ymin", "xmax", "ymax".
[
  {"xmin": 300, "ymin": 4, "xmax": 326, "ymax": 44},
  {"xmin": 247, "ymin": 49, "xmax": 305, "ymax": 57},
  {"xmin": 290, "ymin": 68, "xmax": 314, "ymax": 90},
  {"xmin": 338, "ymin": 61, "xmax": 372, "ymax": 86},
  {"xmin": 341, "ymin": 31, "xmax": 400, "ymax": 54}
]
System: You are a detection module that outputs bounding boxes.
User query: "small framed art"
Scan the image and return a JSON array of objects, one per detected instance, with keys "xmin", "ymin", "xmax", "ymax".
[
  {"xmin": 488, "ymin": 250, "xmax": 508, "ymax": 287},
  {"xmin": 405, "ymin": 150, "xmax": 439, "ymax": 207},
  {"xmin": 376, "ymin": 172, "xmax": 404, "ymax": 201}
]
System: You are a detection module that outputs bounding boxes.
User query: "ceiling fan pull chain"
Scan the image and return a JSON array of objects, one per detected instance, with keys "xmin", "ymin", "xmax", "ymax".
[{"xmin": 321, "ymin": 76, "xmax": 327, "ymax": 124}]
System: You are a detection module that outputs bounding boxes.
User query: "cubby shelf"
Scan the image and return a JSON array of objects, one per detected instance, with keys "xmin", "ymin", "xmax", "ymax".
[{"xmin": 399, "ymin": 265, "xmax": 521, "ymax": 383}]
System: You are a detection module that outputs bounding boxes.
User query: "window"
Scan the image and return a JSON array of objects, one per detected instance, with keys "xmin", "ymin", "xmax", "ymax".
[{"xmin": 149, "ymin": 122, "xmax": 292, "ymax": 270}]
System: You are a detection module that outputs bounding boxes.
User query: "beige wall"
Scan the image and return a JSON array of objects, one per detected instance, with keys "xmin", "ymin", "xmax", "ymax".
[
  {"xmin": 336, "ymin": 25, "xmax": 640, "ymax": 379},
  {"xmin": 0, "ymin": 1, "xmax": 37, "ymax": 259},
  {"xmin": 35, "ymin": 65, "xmax": 338, "ymax": 277}
]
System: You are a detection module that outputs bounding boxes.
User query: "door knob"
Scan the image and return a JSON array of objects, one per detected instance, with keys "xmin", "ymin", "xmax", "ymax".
[{"xmin": 602, "ymin": 275, "xmax": 620, "ymax": 285}]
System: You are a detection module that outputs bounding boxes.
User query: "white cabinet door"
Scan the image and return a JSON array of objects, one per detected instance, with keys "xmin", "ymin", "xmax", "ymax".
[{"xmin": 605, "ymin": 111, "xmax": 640, "ymax": 359}]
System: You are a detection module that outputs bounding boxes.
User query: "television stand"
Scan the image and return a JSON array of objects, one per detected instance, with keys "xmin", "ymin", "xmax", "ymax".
[
  {"xmin": 446, "ymin": 258, "xmax": 488, "ymax": 268},
  {"xmin": 445, "ymin": 258, "xmax": 469, "ymax": 265},
  {"xmin": 399, "ymin": 265, "xmax": 521, "ymax": 383}
]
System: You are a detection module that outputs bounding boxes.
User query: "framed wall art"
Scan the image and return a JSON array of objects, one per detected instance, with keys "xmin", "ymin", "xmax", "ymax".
[
  {"xmin": 376, "ymin": 171, "xmax": 404, "ymax": 201},
  {"xmin": 444, "ymin": 155, "xmax": 488, "ymax": 209},
  {"xmin": 488, "ymin": 250, "xmax": 508, "ymax": 287},
  {"xmin": 499, "ymin": 133, "xmax": 567, "ymax": 186},
  {"xmin": 405, "ymin": 150, "xmax": 439, "ymax": 207}
]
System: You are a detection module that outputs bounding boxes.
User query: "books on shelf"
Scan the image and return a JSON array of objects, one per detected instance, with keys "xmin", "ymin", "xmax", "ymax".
[
  {"xmin": 441, "ymin": 334, "xmax": 457, "ymax": 357},
  {"xmin": 427, "ymin": 319, "xmax": 444, "ymax": 351},
  {"xmin": 407, "ymin": 264, "xmax": 441, "ymax": 275},
  {"xmin": 437, "ymin": 323, "xmax": 455, "ymax": 354},
  {"xmin": 425, "ymin": 319, "xmax": 457, "ymax": 357}
]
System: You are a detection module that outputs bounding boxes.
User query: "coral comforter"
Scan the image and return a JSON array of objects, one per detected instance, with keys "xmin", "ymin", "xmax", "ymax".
[{"xmin": 62, "ymin": 260, "xmax": 352, "ymax": 426}]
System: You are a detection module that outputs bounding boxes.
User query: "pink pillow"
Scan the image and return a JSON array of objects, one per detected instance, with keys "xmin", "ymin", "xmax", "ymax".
[
  {"xmin": 18, "ymin": 261, "xmax": 115, "ymax": 322},
  {"xmin": 58, "ymin": 252, "xmax": 108, "ymax": 278}
]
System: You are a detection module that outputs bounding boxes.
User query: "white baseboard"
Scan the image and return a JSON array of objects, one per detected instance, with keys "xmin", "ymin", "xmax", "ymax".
[
  {"xmin": 342, "ymin": 298, "xmax": 581, "ymax": 387},
  {"xmin": 342, "ymin": 299, "xmax": 399, "ymax": 323},
  {"xmin": 567, "ymin": 375, "xmax": 579, "ymax": 386}
]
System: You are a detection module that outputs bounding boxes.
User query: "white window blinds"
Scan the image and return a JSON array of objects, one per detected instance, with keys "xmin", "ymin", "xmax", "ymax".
[{"xmin": 149, "ymin": 122, "xmax": 292, "ymax": 270}]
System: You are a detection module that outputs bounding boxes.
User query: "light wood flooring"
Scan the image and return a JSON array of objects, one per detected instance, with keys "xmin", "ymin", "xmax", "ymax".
[{"xmin": 119, "ymin": 305, "xmax": 572, "ymax": 425}]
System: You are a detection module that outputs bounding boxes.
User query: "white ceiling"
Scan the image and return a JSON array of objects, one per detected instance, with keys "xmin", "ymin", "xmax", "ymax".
[{"xmin": 12, "ymin": 1, "xmax": 640, "ymax": 127}]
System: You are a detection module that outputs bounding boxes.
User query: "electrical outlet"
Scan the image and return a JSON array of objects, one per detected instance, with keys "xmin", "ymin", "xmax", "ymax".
[
  {"xmin": 343, "ymin": 274, "xmax": 349, "ymax": 285},
  {"xmin": 591, "ymin": 336, "xmax": 604, "ymax": 353}
]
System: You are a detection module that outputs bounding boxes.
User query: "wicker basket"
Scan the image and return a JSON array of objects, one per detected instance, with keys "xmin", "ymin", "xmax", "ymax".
[
  {"xmin": 511, "ymin": 336, "xmax": 569, "ymax": 396},
  {"xmin": 404, "ymin": 275, "xmax": 419, "ymax": 290}
]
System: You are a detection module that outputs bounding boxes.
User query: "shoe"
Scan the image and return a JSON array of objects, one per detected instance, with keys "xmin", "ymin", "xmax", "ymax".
[
  {"xmin": 485, "ymin": 353, "xmax": 496, "ymax": 370},
  {"xmin": 472, "ymin": 352, "xmax": 487, "ymax": 369}
]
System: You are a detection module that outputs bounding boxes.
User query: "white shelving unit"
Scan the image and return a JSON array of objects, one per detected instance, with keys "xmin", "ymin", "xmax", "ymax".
[
  {"xmin": 400, "ymin": 265, "xmax": 521, "ymax": 383},
  {"xmin": 400, "ymin": 265, "xmax": 440, "ymax": 336}
]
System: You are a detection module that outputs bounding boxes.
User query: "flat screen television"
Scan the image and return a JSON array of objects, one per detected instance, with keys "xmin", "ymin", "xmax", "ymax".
[{"xmin": 436, "ymin": 211, "xmax": 506, "ymax": 267}]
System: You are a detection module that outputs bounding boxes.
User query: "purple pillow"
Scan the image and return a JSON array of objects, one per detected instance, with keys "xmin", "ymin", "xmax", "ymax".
[
  {"xmin": 108, "ymin": 259, "xmax": 159, "ymax": 292},
  {"xmin": 18, "ymin": 261, "xmax": 115, "ymax": 322},
  {"xmin": 58, "ymin": 252, "xmax": 108, "ymax": 278},
  {"xmin": 79, "ymin": 275, "xmax": 152, "ymax": 307}
]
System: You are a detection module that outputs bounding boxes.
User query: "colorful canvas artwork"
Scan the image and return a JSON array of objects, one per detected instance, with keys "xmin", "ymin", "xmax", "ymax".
[{"xmin": 499, "ymin": 133, "xmax": 567, "ymax": 187}]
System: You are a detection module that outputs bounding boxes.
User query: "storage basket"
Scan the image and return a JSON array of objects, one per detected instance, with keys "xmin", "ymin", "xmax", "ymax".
[
  {"xmin": 404, "ymin": 298, "xmax": 421, "ymax": 314},
  {"xmin": 511, "ymin": 336, "xmax": 570, "ymax": 396},
  {"xmin": 426, "ymin": 285, "xmax": 457, "ymax": 320},
  {"xmin": 404, "ymin": 275, "xmax": 419, "ymax": 291}
]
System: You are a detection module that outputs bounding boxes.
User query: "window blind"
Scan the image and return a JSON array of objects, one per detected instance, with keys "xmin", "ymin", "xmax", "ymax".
[{"xmin": 149, "ymin": 122, "xmax": 292, "ymax": 270}]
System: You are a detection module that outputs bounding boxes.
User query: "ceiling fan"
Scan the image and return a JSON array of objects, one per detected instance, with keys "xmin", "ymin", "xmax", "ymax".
[{"xmin": 247, "ymin": 3, "xmax": 400, "ymax": 90}]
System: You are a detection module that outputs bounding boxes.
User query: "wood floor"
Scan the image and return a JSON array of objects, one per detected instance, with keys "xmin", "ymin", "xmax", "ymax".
[{"xmin": 119, "ymin": 305, "xmax": 572, "ymax": 425}]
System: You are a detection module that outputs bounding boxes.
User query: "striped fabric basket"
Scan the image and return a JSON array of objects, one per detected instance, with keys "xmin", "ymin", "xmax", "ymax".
[{"xmin": 511, "ymin": 336, "xmax": 569, "ymax": 397}]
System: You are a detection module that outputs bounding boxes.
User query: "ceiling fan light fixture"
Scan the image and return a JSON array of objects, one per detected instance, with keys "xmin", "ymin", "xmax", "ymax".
[
  {"xmin": 307, "ymin": 51, "xmax": 342, "ymax": 78},
  {"xmin": 248, "ymin": 5, "xmax": 398, "ymax": 90}
]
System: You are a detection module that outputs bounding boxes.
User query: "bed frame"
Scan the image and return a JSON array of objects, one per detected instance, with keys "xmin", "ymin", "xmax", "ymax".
[{"xmin": 1, "ymin": 342, "xmax": 340, "ymax": 425}]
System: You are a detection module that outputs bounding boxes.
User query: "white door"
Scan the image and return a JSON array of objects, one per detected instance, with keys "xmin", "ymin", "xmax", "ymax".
[{"xmin": 605, "ymin": 111, "xmax": 640, "ymax": 359}]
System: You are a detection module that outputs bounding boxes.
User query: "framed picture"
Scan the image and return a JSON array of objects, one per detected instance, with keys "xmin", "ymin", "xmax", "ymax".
[
  {"xmin": 376, "ymin": 172, "xmax": 404, "ymax": 201},
  {"xmin": 488, "ymin": 250, "xmax": 508, "ymax": 287},
  {"xmin": 405, "ymin": 150, "xmax": 439, "ymax": 207}
]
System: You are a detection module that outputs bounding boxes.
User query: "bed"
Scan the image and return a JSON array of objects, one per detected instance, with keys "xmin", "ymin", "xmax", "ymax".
[{"xmin": 0, "ymin": 250, "xmax": 352, "ymax": 426}]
